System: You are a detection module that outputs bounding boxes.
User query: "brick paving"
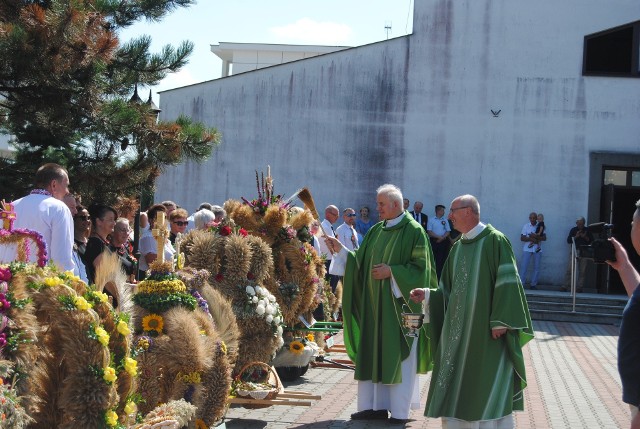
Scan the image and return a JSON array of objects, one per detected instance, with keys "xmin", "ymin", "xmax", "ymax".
[{"xmin": 224, "ymin": 320, "xmax": 630, "ymax": 429}]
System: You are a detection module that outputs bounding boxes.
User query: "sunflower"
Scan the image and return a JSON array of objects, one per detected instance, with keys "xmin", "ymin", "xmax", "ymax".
[
  {"xmin": 142, "ymin": 314, "xmax": 164, "ymax": 334},
  {"xmin": 289, "ymin": 340, "xmax": 305, "ymax": 355},
  {"xmin": 306, "ymin": 333, "xmax": 315, "ymax": 342}
]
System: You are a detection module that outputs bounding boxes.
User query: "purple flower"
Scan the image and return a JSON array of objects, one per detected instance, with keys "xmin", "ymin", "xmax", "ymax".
[
  {"xmin": 0, "ymin": 267, "xmax": 11, "ymax": 282},
  {"xmin": 0, "ymin": 294, "xmax": 10, "ymax": 312},
  {"xmin": 0, "ymin": 333, "xmax": 7, "ymax": 348}
]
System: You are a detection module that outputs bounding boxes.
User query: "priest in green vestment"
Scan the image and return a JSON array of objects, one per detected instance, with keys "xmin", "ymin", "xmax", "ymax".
[
  {"xmin": 325, "ymin": 184, "xmax": 438, "ymax": 422},
  {"xmin": 411, "ymin": 194, "xmax": 534, "ymax": 429}
]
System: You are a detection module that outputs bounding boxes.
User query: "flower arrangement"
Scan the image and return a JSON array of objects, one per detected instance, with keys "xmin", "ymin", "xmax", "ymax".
[
  {"xmin": 240, "ymin": 170, "xmax": 291, "ymax": 215},
  {"xmin": 134, "ymin": 261, "xmax": 196, "ymax": 313},
  {"xmin": 0, "ymin": 229, "xmax": 48, "ymax": 268},
  {"xmin": 277, "ymin": 226, "xmax": 297, "ymax": 243},
  {"xmin": 0, "ymin": 361, "xmax": 33, "ymax": 428},
  {"xmin": 133, "ymin": 292, "xmax": 197, "ymax": 313},
  {"xmin": 208, "ymin": 221, "xmax": 247, "ymax": 239},
  {"xmin": 241, "ymin": 284, "xmax": 284, "ymax": 340}
]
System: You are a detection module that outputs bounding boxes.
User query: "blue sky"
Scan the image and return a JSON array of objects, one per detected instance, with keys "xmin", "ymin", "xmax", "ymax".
[{"xmin": 119, "ymin": 0, "xmax": 414, "ymax": 99}]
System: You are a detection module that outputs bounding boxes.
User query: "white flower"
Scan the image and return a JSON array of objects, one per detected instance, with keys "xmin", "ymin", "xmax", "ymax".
[
  {"xmin": 265, "ymin": 304, "xmax": 275, "ymax": 315},
  {"xmin": 252, "ymin": 296, "xmax": 258, "ymax": 303},
  {"xmin": 277, "ymin": 326, "xmax": 283, "ymax": 335},
  {"xmin": 265, "ymin": 314, "xmax": 273, "ymax": 323},
  {"xmin": 255, "ymin": 286, "xmax": 263, "ymax": 295},
  {"xmin": 246, "ymin": 285, "xmax": 255, "ymax": 295},
  {"xmin": 277, "ymin": 337, "xmax": 284, "ymax": 348},
  {"xmin": 257, "ymin": 299, "xmax": 265, "ymax": 307},
  {"xmin": 274, "ymin": 316, "xmax": 281, "ymax": 324},
  {"xmin": 268, "ymin": 295, "xmax": 276, "ymax": 303},
  {"xmin": 256, "ymin": 305, "xmax": 266, "ymax": 315}
]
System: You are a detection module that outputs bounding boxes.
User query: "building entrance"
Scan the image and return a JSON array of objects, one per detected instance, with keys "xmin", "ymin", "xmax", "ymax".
[{"xmin": 599, "ymin": 184, "xmax": 640, "ymax": 294}]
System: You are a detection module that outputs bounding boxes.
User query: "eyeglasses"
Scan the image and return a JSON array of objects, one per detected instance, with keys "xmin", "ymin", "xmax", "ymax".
[
  {"xmin": 114, "ymin": 228, "xmax": 131, "ymax": 234},
  {"xmin": 75, "ymin": 215, "xmax": 90, "ymax": 221},
  {"xmin": 347, "ymin": 214, "xmax": 357, "ymax": 217},
  {"xmin": 449, "ymin": 206, "xmax": 469, "ymax": 212},
  {"xmin": 173, "ymin": 221, "xmax": 188, "ymax": 226}
]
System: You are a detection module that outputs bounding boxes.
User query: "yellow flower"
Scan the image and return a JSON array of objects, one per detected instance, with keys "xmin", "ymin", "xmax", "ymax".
[
  {"xmin": 105, "ymin": 410, "xmax": 118, "ymax": 426},
  {"xmin": 63, "ymin": 270, "xmax": 80, "ymax": 281},
  {"xmin": 220, "ymin": 341, "xmax": 227, "ymax": 355},
  {"xmin": 103, "ymin": 366, "xmax": 117, "ymax": 383},
  {"xmin": 289, "ymin": 340, "xmax": 305, "ymax": 355},
  {"xmin": 96, "ymin": 291, "xmax": 109, "ymax": 303},
  {"xmin": 179, "ymin": 371, "xmax": 202, "ymax": 384},
  {"xmin": 117, "ymin": 320, "xmax": 131, "ymax": 336},
  {"xmin": 124, "ymin": 357, "xmax": 137, "ymax": 376},
  {"xmin": 195, "ymin": 419, "xmax": 208, "ymax": 429},
  {"xmin": 124, "ymin": 401, "xmax": 137, "ymax": 415},
  {"xmin": 43, "ymin": 277, "xmax": 63, "ymax": 287},
  {"xmin": 306, "ymin": 333, "xmax": 315, "ymax": 342},
  {"xmin": 95, "ymin": 326, "xmax": 110, "ymax": 347},
  {"xmin": 142, "ymin": 314, "xmax": 164, "ymax": 334},
  {"xmin": 74, "ymin": 296, "xmax": 92, "ymax": 311}
]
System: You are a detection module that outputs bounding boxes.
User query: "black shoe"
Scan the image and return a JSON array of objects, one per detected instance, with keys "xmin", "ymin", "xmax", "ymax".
[
  {"xmin": 350, "ymin": 409, "xmax": 388, "ymax": 420},
  {"xmin": 388, "ymin": 417, "xmax": 410, "ymax": 424}
]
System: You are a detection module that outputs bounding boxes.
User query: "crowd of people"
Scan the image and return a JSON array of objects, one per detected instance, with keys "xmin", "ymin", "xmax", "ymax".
[
  {"xmin": 0, "ymin": 163, "xmax": 232, "ymax": 296},
  {"xmin": 1, "ymin": 163, "xmax": 637, "ymax": 429}
]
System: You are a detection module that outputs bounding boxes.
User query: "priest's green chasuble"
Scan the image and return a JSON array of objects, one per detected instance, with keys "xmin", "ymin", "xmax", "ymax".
[
  {"xmin": 342, "ymin": 213, "xmax": 438, "ymax": 384},
  {"xmin": 425, "ymin": 225, "xmax": 534, "ymax": 421}
]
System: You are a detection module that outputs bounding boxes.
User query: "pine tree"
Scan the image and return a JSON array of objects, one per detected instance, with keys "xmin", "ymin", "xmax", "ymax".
[{"xmin": 0, "ymin": 0, "xmax": 219, "ymax": 204}]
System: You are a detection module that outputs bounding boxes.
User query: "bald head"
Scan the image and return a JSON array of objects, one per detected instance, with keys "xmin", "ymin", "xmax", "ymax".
[{"xmin": 448, "ymin": 194, "xmax": 480, "ymax": 233}]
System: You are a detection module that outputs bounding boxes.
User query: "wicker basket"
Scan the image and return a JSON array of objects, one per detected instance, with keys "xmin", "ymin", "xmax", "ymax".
[{"xmin": 232, "ymin": 361, "xmax": 281, "ymax": 403}]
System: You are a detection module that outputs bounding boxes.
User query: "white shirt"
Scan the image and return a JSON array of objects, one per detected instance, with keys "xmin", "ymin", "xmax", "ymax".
[
  {"xmin": 521, "ymin": 222, "xmax": 538, "ymax": 253},
  {"xmin": 462, "ymin": 222, "xmax": 486, "ymax": 240},
  {"xmin": 0, "ymin": 193, "xmax": 75, "ymax": 272},
  {"xmin": 335, "ymin": 222, "xmax": 359, "ymax": 251},
  {"xmin": 317, "ymin": 218, "xmax": 336, "ymax": 260},
  {"xmin": 138, "ymin": 229, "xmax": 175, "ymax": 271}
]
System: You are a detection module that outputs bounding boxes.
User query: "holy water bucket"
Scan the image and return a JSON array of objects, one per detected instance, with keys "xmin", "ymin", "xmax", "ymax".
[{"xmin": 401, "ymin": 304, "xmax": 425, "ymax": 337}]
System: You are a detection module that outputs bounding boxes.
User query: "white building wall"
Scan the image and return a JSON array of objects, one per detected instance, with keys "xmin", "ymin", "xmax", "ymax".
[{"xmin": 156, "ymin": 0, "xmax": 640, "ymax": 286}]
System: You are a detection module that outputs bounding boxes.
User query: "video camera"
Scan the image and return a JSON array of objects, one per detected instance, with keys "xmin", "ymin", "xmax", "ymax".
[{"xmin": 576, "ymin": 222, "xmax": 616, "ymax": 264}]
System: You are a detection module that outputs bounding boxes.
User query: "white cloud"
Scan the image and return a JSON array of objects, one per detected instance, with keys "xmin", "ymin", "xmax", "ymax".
[
  {"xmin": 269, "ymin": 18, "xmax": 352, "ymax": 45},
  {"xmin": 157, "ymin": 68, "xmax": 200, "ymax": 93}
]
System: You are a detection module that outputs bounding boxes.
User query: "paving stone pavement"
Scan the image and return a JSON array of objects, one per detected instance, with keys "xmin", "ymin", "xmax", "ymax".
[{"xmin": 224, "ymin": 320, "xmax": 629, "ymax": 429}]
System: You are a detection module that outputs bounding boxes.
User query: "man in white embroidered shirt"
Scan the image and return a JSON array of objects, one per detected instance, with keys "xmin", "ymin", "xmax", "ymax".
[{"xmin": 0, "ymin": 163, "xmax": 76, "ymax": 272}]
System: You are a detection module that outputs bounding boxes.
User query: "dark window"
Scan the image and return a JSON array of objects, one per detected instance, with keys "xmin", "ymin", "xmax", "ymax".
[{"xmin": 583, "ymin": 21, "xmax": 640, "ymax": 77}]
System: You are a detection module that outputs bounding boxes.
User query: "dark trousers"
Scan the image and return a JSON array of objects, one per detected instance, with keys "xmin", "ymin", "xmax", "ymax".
[
  {"xmin": 430, "ymin": 238, "xmax": 450, "ymax": 280},
  {"xmin": 324, "ymin": 260, "xmax": 340, "ymax": 293}
]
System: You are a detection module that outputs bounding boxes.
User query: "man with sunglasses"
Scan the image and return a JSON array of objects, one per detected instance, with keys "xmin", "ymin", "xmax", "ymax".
[
  {"xmin": 169, "ymin": 208, "xmax": 189, "ymax": 245},
  {"xmin": 336, "ymin": 208, "xmax": 359, "ymax": 251}
]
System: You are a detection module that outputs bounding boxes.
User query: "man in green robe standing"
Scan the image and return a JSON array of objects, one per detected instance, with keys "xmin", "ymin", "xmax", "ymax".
[
  {"xmin": 325, "ymin": 184, "xmax": 438, "ymax": 423},
  {"xmin": 411, "ymin": 194, "xmax": 534, "ymax": 429}
]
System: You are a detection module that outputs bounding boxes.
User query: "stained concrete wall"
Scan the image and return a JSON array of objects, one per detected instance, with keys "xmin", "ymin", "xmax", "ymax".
[{"xmin": 155, "ymin": 0, "xmax": 640, "ymax": 286}]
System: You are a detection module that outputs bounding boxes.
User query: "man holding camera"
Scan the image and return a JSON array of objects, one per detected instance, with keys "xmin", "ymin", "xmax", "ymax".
[
  {"xmin": 565, "ymin": 217, "xmax": 594, "ymax": 292},
  {"xmin": 607, "ymin": 200, "xmax": 640, "ymax": 429}
]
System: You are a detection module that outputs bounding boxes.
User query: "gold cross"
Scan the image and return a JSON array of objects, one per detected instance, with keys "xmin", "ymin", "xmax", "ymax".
[{"xmin": 151, "ymin": 211, "xmax": 169, "ymax": 264}]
